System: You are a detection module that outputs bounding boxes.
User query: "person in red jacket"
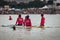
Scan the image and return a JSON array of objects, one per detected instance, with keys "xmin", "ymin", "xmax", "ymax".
[
  {"xmin": 24, "ymin": 15, "xmax": 32, "ymax": 28},
  {"xmin": 9, "ymin": 16, "xmax": 13, "ymax": 20},
  {"xmin": 40, "ymin": 14, "xmax": 45, "ymax": 29},
  {"xmin": 16, "ymin": 14, "xmax": 23, "ymax": 26}
]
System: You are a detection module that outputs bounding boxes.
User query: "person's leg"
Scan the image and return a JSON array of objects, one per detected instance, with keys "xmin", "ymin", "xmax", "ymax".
[
  {"xmin": 40, "ymin": 24, "xmax": 45, "ymax": 29},
  {"xmin": 41, "ymin": 26, "xmax": 45, "ymax": 29}
]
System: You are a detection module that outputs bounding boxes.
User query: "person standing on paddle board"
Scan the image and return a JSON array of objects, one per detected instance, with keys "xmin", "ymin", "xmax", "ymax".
[{"xmin": 40, "ymin": 14, "xmax": 45, "ymax": 29}]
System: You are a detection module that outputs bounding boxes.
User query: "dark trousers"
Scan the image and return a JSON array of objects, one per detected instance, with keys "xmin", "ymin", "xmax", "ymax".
[{"xmin": 18, "ymin": 24, "xmax": 22, "ymax": 26}]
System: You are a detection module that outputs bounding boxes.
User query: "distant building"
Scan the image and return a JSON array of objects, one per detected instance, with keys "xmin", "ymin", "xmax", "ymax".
[{"xmin": 4, "ymin": 5, "xmax": 10, "ymax": 11}]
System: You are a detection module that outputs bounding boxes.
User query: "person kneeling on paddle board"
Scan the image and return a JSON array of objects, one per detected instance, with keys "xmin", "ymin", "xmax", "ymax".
[
  {"xmin": 24, "ymin": 15, "xmax": 32, "ymax": 29},
  {"xmin": 16, "ymin": 14, "xmax": 23, "ymax": 26}
]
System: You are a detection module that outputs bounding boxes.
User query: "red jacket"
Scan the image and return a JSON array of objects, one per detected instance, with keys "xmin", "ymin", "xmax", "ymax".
[
  {"xmin": 9, "ymin": 16, "xmax": 12, "ymax": 20},
  {"xmin": 40, "ymin": 17, "xmax": 45, "ymax": 26},
  {"xmin": 16, "ymin": 17, "xmax": 23, "ymax": 25},
  {"xmin": 24, "ymin": 18, "xmax": 32, "ymax": 27}
]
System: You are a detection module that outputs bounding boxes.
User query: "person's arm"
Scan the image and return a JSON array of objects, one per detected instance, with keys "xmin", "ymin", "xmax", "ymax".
[
  {"xmin": 44, "ymin": 17, "xmax": 45, "ymax": 23},
  {"xmin": 22, "ymin": 18, "xmax": 24, "ymax": 26},
  {"xmin": 23, "ymin": 19, "xmax": 25, "ymax": 26},
  {"xmin": 23, "ymin": 19, "xmax": 26, "ymax": 29},
  {"xmin": 29, "ymin": 19, "xmax": 32, "ymax": 26},
  {"xmin": 16, "ymin": 18, "xmax": 18, "ymax": 25}
]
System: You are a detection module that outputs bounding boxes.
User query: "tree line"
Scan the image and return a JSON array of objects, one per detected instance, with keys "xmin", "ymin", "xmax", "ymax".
[{"xmin": 0, "ymin": 0, "xmax": 54, "ymax": 9}]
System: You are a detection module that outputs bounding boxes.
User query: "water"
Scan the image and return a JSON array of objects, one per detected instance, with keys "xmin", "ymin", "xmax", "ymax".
[{"xmin": 0, "ymin": 27, "xmax": 60, "ymax": 40}]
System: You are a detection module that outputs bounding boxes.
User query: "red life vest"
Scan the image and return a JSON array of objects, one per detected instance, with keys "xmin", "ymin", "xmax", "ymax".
[
  {"xmin": 16, "ymin": 17, "xmax": 23, "ymax": 25},
  {"xmin": 24, "ymin": 18, "xmax": 32, "ymax": 27},
  {"xmin": 40, "ymin": 17, "xmax": 45, "ymax": 26}
]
